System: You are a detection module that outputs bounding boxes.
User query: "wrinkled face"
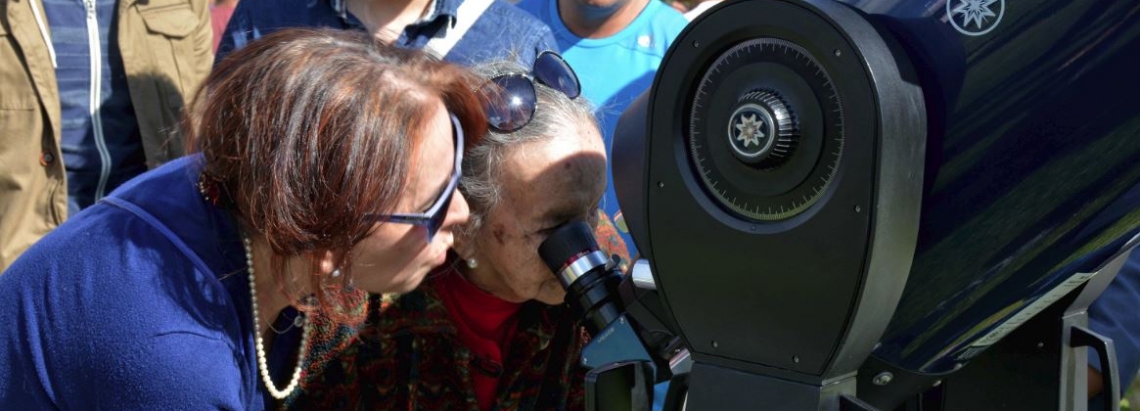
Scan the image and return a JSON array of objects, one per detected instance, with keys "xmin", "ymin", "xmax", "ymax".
[
  {"xmin": 349, "ymin": 100, "xmax": 471, "ymax": 294},
  {"xmin": 470, "ymin": 122, "xmax": 607, "ymax": 304}
]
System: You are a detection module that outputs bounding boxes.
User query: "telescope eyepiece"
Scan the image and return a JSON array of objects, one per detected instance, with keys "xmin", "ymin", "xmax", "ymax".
[
  {"xmin": 539, "ymin": 221, "xmax": 599, "ymax": 267},
  {"xmin": 539, "ymin": 219, "xmax": 624, "ymax": 335}
]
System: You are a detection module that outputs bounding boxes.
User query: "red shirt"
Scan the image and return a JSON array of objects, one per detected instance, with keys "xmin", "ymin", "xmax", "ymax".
[
  {"xmin": 437, "ymin": 271, "xmax": 523, "ymax": 411},
  {"xmin": 210, "ymin": 4, "xmax": 236, "ymax": 53}
]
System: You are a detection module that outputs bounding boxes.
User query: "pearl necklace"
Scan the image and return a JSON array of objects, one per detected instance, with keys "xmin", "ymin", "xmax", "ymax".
[{"xmin": 244, "ymin": 236, "xmax": 311, "ymax": 400}]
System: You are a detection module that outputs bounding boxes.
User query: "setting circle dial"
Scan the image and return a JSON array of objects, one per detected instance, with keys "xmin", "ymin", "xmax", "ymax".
[{"xmin": 688, "ymin": 38, "xmax": 845, "ymax": 222}]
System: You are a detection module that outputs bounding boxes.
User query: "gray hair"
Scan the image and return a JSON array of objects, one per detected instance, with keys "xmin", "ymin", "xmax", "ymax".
[{"xmin": 460, "ymin": 59, "xmax": 598, "ymax": 236}]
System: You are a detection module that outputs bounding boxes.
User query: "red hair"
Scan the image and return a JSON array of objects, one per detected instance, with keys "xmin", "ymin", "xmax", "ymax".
[{"xmin": 184, "ymin": 28, "xmax": 486, "ymax": 323}]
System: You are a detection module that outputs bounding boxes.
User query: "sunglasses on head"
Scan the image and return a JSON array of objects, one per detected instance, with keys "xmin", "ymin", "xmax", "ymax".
[
  {"xmin": 368, "ymin": 113, "xmax": 464, "ymax": 243},
  {"xmin": 477, "ymin": 51, "xmax": 581, "ymax": 133}
]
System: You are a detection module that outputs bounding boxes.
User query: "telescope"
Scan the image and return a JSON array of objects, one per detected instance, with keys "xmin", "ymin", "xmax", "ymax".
[{"xmin": 543, "ymin": 0, "xmax": 1140, "ymax": 409}]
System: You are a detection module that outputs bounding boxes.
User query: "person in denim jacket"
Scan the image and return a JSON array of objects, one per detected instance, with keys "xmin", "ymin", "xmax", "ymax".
[{"xmin": 216, "ymin": 0, "xmax": 557, "ymax": 69}]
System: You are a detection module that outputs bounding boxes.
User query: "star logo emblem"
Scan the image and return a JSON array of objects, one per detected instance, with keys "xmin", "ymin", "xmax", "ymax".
[
  {"xmin": 953, "ymin": 0, "xmax": 997, "ymax": 29},
  {"xmin": 734, "ymin": 114, "xmax": 766, "ymax": 148},
  {"xmin": 948, "ymin": 0, "xmax": 1004, "ymax": 36}
]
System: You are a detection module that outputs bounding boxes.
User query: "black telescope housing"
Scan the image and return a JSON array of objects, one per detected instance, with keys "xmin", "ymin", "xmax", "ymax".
[{"xmin": 550, "ymin": 0, "xmax": 1140, "ymax": 410}]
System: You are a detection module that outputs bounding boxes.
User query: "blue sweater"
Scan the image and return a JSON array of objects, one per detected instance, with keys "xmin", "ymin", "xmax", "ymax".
[{"xmin": 0, "ymin": 156, "xmax": 282, "ymax": 410}]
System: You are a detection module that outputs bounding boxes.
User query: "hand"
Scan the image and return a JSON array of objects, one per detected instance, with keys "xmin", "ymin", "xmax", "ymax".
[{"xmin": 1089, "ymin": 365, "xmax": 1104, "ymax": 398}]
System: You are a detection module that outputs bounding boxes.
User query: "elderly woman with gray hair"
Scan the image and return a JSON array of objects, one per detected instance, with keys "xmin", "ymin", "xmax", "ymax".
[{"xmin": 282, "ymin": 52, "xmax": 628, "ymax": 411}]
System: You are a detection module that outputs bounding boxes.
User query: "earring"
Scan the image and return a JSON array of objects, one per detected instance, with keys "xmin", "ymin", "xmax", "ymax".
[
  {"xmin": 466, "ymin": 258, "xmax": 479, "ymax": 269},
  {"xmin": 331, "ymin": 268, "xmax": 342, "ymax": 278}
]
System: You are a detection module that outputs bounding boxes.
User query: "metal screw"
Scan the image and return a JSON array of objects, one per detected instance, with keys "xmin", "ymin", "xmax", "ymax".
[
  {"xmin": 834, "ymin": 49, "xmax": 842, "ymax": 57},
  {"xmin": 711, "ymin": 340, "xmax": 719, "ymax": 349},
  {"xmin": 854, "ymin": 206, "xmax": 862, "ymax": 213},
  {"xmin": 792, "ymin": 355, "xmax": 801, "ymax": 363},
  {"xmin": 582, "ymin": 357, "xmax": 589, "ymax": 365},
  {"xmin": 658, "ymin": 181, "xmax": 665, "ymax": 188},
  {"xmin": 872, "ymin": 372, "xmax": 893, "ymax": 386},
  {"xmin": 619, "ymin": 317, "xmax": 626, "ymax": 324},
  {"xmin": 693, "ymin": 40, "xmax": 701, "ymax": 48}
]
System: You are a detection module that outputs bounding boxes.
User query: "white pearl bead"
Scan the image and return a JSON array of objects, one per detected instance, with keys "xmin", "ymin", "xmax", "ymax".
[{"xmin": 244, "ymin": 235, "xmax": 310, "ymax": 400}]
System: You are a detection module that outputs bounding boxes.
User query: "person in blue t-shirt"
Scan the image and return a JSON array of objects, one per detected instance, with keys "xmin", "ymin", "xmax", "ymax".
[
  {"xmin": 517, "ymin": 0, "xmax": 687, "ymax": 262},
  {"xmin": 217, "ymin": 0, "xmax": 557, "ymax": 68}
]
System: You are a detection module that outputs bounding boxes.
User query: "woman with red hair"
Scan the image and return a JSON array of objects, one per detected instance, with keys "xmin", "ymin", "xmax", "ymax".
[{"xmin": 0, "ymin": 28, "xmax": 484, "ymax": 410}]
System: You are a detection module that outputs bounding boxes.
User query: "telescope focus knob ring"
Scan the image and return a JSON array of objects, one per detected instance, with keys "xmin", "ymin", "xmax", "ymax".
[{"xmin": 727, "ymin": 89, "xmax": 799, "ymax": 169}]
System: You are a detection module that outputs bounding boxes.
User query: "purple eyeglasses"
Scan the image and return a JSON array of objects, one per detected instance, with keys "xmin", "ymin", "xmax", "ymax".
[{"xmin": 369, "ymin": 113, "xmax": 464, "ymax": 243}]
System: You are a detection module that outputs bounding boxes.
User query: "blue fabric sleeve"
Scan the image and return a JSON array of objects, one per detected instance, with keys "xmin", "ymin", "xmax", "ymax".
[
  {"xmin": 515, "ymin": 0, "xmax": 539, "ymax": 19},
  {"xmin": 0, "ymin": 205, "xmax": 249, "ymax": 410},
  {"xmin": 1089, "ymin": 246, "xmax": 1140, "ymax": 395},
  {"xmin": 533, "ymin": 23, "xmax": 557, "ymax": 56},
  {"xmin": 512, "ymin": 19, "xmax": 557, "ymax": 67},
  {"xmin": 80, "ymin": 333, "xmax": 246, "ymax": 409}
]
